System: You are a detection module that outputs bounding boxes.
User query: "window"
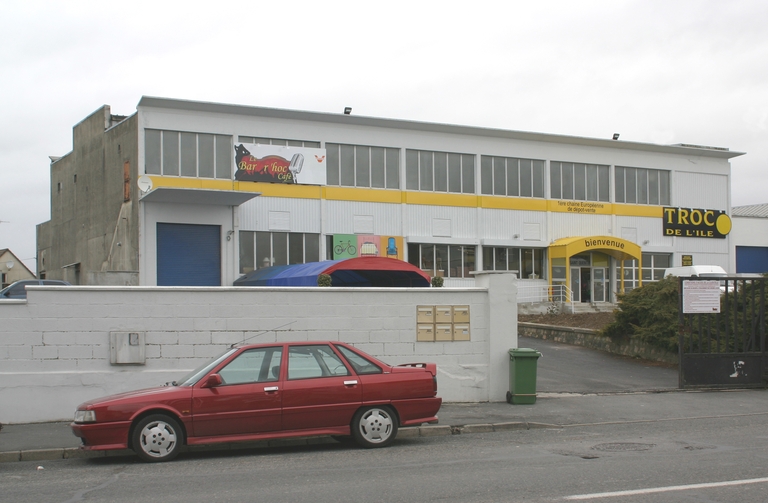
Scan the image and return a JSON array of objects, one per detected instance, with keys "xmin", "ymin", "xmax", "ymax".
[
  {"xmin": 408, "ymin": 243, "xmax": 476, "ymax": 278},
  {"xmin": 218, "ymin": 347, "xmax": 283, "ymax": 385},
  {"xmin": 238, "ymin": 136, "xmax": 321, "ymax": 149},
  {"xmin": 239, "ymin": 231, "xmax": 320, "ymax": 273},
  {"xmin": 550, "ymin": 162, "xmax": 610, "ymax": 202},
  {"xmin": 335, "ymin": 345, "xmax": 383, "ymax": 374},
  {"xmin": 621, "ymin": 253, "xmax": 671, "ymax": 291},
  {"xmin": 405, "ymin": 150, "xmax": 475, "ymax": 194},
  {"xmin": 325, "ymin": 143, "xmax": 399, "ymax": 189},
  {"xmin": 482, "ymin": 247, "xmax": 544, "ymax": 279},
  {"xmin": 288, "ymin": 345, "xmax": 350, "ymax": 380},
  {"xmin": 145, "ymin": 129, "xmax": 232, "ymax": 179},
  {"xmin": 480, "ymin": 156, "xmax": 545, "ymax": 197},
  {"xmin": 615, "ymin": 166, "xmax": 670, "ymax": 205}
]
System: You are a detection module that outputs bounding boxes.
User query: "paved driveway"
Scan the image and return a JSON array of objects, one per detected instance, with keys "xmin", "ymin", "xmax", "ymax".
[{"xmin": 519, "ymin": 336, "xmax": 679, "ymax": 393}]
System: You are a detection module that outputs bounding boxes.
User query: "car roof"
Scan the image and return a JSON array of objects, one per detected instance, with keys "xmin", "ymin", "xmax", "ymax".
[{"xmin": 237, "ymin": 340, "xmax": 349, "ymax": 350}]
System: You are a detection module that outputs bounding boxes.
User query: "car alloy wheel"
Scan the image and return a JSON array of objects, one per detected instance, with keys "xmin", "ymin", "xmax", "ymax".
[
  {"xmin": 352, "ymin": 406, "xmax": 398, "ymax": 448},
  {"xmin": 132, "ymin": 414, "xmax": 183, "ymax": 462}
]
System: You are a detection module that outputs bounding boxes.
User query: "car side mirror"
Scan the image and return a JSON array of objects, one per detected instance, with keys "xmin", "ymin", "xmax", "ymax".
[{"xmin": 201, "ymin": 374, "xmax": 223, "ymax": 388}]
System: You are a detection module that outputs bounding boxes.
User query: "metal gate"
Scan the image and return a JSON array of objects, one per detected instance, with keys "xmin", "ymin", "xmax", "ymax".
[{"xmin": 678, "ymin": 277, "xmax": 766, "ymax": 388}]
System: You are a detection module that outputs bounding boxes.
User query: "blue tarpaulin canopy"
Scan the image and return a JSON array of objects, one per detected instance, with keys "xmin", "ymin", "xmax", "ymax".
[{"xmin": 234, "ymin": 257, "xmax": 431, "ymax": 287}]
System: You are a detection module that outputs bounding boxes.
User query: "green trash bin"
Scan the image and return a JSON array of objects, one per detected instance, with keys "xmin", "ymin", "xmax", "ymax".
[{"xmin": 507, "ymin": 348, "xmax": 542, "ymax": 404}]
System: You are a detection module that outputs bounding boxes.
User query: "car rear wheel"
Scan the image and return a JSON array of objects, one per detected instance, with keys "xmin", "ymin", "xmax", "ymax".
[
  {"xmin": 132, "ymin": 414, "xmax": 183, "ymax": 462},
  {"xmin": 351, "ymin": 406, "xmax": 398, "ymax": 448}
]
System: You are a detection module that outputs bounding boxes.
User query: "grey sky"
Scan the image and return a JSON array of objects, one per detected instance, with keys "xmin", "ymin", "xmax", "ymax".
[{"xmin": 1, "ymin": 0, "xmax": 766, "ymax": 272}]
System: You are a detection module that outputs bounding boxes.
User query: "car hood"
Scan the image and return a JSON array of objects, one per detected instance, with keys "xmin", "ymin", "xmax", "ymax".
[{"xmin": 77, "ymin": 385, "xmax": 187, "ymax": 409}]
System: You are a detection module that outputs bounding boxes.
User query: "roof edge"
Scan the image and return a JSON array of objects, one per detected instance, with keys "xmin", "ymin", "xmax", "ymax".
[{"xmin": 137, "ymin": 96, "xmax": 744, "ymax": 160}]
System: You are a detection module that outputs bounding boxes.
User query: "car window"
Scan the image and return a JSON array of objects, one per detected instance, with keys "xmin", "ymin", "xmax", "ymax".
[
  {"xmin": 288, "ymin": 345, "xmax": 350, "ymax": 380},
  {"xmin": 175, "ymin": 348, "xmax": 238, "ymax": 386},
  {"xmin": 7, "ymin": 281, "xmax": 34, "ymax": 297},
  {"xmin": 218, "ymin": 347, "xmax": 282, "ymax": 385},
  {"xmin": 335, "ymin": 345, "xmax": 383, "ymax": 375}
]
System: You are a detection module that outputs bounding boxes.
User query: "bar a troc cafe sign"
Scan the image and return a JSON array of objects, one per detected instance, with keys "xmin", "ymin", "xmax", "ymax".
[{"xmin": 663, "ymin": 207, "xmax": 732, "ymax": 239}]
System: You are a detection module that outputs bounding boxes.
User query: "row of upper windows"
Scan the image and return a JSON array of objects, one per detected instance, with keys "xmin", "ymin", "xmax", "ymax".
[{"xmin": 144, "ymin": 130, "xmax": 672, "ymax": 205}]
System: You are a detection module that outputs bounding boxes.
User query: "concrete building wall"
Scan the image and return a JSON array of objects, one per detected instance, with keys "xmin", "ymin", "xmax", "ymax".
[
  {"xmin": 37, "ymin": 108, "xmax": 139, "ymax": 285},
  {"xmin": 0, "ymin": 274, "xmax": 516, "ymax": 423}
]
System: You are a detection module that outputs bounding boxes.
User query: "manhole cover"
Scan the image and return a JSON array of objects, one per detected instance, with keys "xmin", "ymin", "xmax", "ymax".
[{"xmin": 592, "ymin": 442, "xmax": 655, "ymax": 452}]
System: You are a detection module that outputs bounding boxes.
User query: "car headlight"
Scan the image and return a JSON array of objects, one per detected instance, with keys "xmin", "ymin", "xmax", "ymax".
[{"xmin": 74, "ymin": 410, "xmax": 97, "ymax": 423}]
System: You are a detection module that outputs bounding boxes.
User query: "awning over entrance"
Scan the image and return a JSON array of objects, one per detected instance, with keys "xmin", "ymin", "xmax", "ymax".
[
  {"xmin": 548, "ymin": 235, "xmax": 643, "ymax": 300},
  {"xmin": 548, "ymin": 236, "xmax": 641, "ymax": 262}
]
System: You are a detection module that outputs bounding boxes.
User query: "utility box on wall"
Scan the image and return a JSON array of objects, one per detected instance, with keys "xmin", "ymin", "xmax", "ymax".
[
  {"xmin": 416, "ymin": 305, "xmax": 471, "ymax": 342},
  {"xmin": 109, "ymin": 331, "xmax": 146, "ymax": 365}
]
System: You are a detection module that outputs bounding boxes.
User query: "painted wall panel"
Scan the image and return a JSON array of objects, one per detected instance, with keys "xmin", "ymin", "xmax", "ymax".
[
  {"xmin": 673, "ymin": 171, "xmax": 729, "ymax": 209},
  {"xmin": 551, "ymin": 213, "xmax": 613, "ymax": 240},
  {"xmin": 238, "ymin": 196, "xmax": 321, "ymax": 233}
]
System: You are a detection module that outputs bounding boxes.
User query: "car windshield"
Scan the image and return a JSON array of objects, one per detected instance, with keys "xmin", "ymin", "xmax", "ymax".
[{"xmin": 173, "ymin": 348, "xmax": 238, "ymax": 387}]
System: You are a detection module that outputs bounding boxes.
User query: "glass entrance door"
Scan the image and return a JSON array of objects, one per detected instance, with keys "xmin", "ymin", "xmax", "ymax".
[
  {"xmin": 592, "ymin": 267, "xmax": 606, "ymax": 303},
  {"xmin": 571, "ymin": 267, "xmax": 580, "ymax": 302}
]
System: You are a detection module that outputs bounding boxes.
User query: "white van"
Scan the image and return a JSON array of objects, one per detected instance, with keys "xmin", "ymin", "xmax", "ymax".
[
  {"xmin": 663, "ymin": 265, "xmax": 728, "ymax": 278},
  {"xmin": 664, "ymin": 265, "xmax": 732, "ymax": 292}
]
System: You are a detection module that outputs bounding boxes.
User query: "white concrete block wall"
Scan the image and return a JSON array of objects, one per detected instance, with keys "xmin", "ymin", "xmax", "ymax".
[{"xmin": 0, "ymin": 278, "xmax": 517, "ymax": 423}]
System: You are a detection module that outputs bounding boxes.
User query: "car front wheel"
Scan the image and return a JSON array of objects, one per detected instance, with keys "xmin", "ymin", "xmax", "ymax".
[
  {"xmin": 132, "ymin": 414, "xmax": 183, "ymax": 462},
  {"xmin": 351, "ymin": 406, "xmax": 398, "ymax": 448}
]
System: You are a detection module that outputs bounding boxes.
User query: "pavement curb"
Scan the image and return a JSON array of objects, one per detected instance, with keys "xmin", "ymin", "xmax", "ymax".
[{"xmin": 0, "ymin": 422, "xmax": 563, "ymax": 463}]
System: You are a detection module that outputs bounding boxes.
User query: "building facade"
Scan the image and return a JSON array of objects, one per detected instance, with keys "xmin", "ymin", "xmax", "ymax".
[
  {"xmin": 37, "ymin": 97, "xmax": 742, "ymax": 303},
  {"xmin": 731, "ymin": 203, "xmax": 768, "ymax": 274}
]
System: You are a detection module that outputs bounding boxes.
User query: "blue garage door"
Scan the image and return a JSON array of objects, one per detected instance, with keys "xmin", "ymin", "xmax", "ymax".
[
  {"xmin": 157, "ymin": 223, "xmax": 221, "ymax": 286},
  {"xmin": 736, "ymin": 246, "xmax": 768, "ymax": 274}
]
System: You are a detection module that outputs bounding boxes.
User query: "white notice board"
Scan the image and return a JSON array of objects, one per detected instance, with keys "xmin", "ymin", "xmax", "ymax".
[{"xmin": 682, "ymin": 280, "xmax": 721, "ymax": 314}]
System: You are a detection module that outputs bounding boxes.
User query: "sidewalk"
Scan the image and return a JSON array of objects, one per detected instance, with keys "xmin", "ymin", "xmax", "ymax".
[
  {"xmin": 3, "ymin": 390, "xmax": 768, "ymax": 463},
  {"xmin": 3, "ymin": 337, "xmax": 766, "ymax": 463}
]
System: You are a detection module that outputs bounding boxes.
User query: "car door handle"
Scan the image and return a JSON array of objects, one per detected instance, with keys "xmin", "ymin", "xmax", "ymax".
[
  {"xmin": 264, "ymin": 386, "xmax": 279, "ymax": 392},
  {"xmin": 343, "ymin": 380, "xmax": 358, "ymax": 386}
]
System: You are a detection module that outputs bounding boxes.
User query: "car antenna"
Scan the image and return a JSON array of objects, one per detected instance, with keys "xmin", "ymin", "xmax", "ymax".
[{"xmin": 233, "ymin": 321, "xmax": 296, "ymax": 348}]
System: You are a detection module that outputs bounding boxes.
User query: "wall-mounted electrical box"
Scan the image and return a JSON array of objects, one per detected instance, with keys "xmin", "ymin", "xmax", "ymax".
[{"xmin": 109, "ymin": 331, "xmax": 146, "ymax": 365}]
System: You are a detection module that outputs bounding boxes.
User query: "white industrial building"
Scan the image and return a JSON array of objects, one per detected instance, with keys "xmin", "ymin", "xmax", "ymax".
[{"xmin": 38, "ymin": 97, "xmax": 743, "ymax": 307}]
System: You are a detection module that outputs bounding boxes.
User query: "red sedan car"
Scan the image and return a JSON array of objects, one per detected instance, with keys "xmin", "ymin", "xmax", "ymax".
[{"xmin": 72, "ymin": 341, "xmax": 441, "ymax": 462}]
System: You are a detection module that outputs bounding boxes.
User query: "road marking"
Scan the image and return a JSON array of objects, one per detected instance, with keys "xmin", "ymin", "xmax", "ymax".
[{"xmin": 564, "ymin": 477, "xmax": 768, "ymax": 500}]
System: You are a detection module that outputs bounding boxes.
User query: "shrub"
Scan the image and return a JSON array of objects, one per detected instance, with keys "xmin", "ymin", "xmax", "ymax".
[
  {"xmin": 431, "ymin": 276, "xmax": 444, "ymax": 288},
  {"xmin": 600, "ymin": 276, "xmax": 679, "ymax": 352},
  {"xmin": 317, "ymin": 274, "xmax": 333, "ymax": 287}
]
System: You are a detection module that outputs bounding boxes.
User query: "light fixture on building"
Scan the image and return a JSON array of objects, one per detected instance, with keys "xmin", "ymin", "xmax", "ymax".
[
  {"xmin": 612, "ymin": 133, "xmax": 620, "ymax": 140},
  {"xmin": 344, "ymin": 107, "xmax": 352, "ymax": 115},
  {"xmin": 513, "ymin": 234, "xmax": 520, "ymax": 239},
  {"xmin": 643, "ymin": 240, "xmax": 650, "ymax": 245}
]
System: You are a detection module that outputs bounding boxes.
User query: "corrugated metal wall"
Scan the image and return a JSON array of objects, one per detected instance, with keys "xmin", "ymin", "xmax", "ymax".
[
  {"xmin": 673, "ymin": 172, "xmax": 729, "ymax": 208},
  {"xmin": 404, "ymin": 205, "xmax": 480, "ymax": 240},
  {"xmin": 551, "ymin": 213, "xmax": 612, "ymax": 239},
  {"xmin": 324, "ymin": 200, "xmax": 402, "ymax": 235},
  {"xmin": 479, "ymin": 209, "xmax": 548, "ymax": 243},
  {"xmin": 239, "ymin": 196, "xmax": 322, "ymax": 233}
]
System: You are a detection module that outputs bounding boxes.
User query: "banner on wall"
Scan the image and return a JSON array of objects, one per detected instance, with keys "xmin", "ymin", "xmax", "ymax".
[
  {"xmin": 332, "ymin": 235, "xmax": 403, "ymax": 260},
  {"xmin": 234, "ymin": 144, "xmax": 327, "ymax": 185}
]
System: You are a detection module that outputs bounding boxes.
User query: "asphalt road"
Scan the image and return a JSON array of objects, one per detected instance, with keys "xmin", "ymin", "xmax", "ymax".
[{"xmin": 3, "ymin": 409, "xmax": 768, "ymax": 503}]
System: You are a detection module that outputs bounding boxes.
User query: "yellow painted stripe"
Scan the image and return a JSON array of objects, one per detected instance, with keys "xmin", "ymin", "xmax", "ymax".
[
  {"xmin": 612, "ymin": 204, "xmax": 664, "ymax": 217},
  {"xmin": 404, "ymin": 192, "xmax": 479, "ymax": 207},
  {"xmin": 482, "ymin": 196, "xmax": 548, "ymax": 211},
  {"xmin": 145, "ymin": 176, "xmax": 665, "ymax": 217},
  {"xmin": 324, "ymin": 186, "xmax": 402, "ymax": 204}
]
